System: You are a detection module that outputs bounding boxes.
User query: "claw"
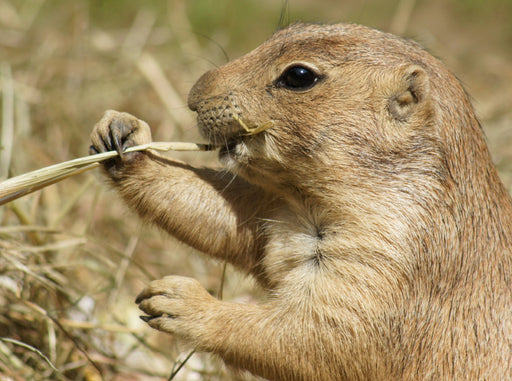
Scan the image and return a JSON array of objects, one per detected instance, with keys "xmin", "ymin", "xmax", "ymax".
[
  {"xmin": 88, "ymin": 145, "xmax": 99, "ymax": 155},
  {"xmin": 139, "ymin": 313, "xmax": 174, "ymax": 323},
  {"xmin": 135, "ymin": 294, "xmax": 144, "ymax": 304},
  {"xmin": 112, "ymin": 132, "xmax": 124, "ymax": 158}
]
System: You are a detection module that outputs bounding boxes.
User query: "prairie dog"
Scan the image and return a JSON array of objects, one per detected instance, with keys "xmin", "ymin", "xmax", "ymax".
[{"xmin": 90, "ymin": 23, "xmax": 512, "ymax": 380}]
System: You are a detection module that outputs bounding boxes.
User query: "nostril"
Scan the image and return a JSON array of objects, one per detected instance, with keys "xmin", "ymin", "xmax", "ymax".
[
  {"xmin": 188, "ymin": 83, "xmax": 205, "ymax": 112},
  {"xmin": 187, "ymin": 92, "xmax": 199, "ymax": 112},
  {"xmin": 187, "ymin": 69, "xmax": 219, "ymax": 111}
]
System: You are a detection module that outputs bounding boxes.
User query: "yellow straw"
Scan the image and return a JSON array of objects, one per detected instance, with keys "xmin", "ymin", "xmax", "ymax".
[{"xmin": 0, "ymin": 142, "xmax": 215, "ymax": 206}]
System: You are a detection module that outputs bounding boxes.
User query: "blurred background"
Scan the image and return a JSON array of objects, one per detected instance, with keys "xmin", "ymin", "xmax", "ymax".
[{"xmin": 0, "ymin": 0, "xmax": 511, "ymax": 380}]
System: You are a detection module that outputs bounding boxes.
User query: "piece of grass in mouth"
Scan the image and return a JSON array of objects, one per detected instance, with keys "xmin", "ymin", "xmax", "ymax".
[
  {"xmin": 234, "ymin": 116, "xmax": 275, "ymax": 136},
  {"xmin": 0, "ymin": 142, "xmax": 216, "ymax": 206}
]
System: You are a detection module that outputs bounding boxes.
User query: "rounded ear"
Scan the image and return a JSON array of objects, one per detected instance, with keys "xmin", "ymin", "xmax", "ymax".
[{"xmin": 388, "ymin": 65, "xmax": 430, "ymax": 122}]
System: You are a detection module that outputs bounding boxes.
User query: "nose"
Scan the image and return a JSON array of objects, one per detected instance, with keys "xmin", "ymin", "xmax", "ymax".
[{"xmin": 187, "ymin": 68, "xmax": 218, "ymax": 111}]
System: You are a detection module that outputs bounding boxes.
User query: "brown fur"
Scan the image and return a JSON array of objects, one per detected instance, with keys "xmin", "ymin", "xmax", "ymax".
[{"xmin": 90, "ymin": 23, "xmax": 512, "ymax": 380}]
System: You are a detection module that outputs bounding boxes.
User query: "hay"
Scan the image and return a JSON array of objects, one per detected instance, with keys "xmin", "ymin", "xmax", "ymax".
[{"xmin": 0, "ymin": 142, "xmax": 215, "ymax": 206}]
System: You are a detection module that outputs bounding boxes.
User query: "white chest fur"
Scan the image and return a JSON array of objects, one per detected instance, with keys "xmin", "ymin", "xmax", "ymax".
[{"xmin": 261, "ymin": 205, "xmax": 328, "ymax": 286}]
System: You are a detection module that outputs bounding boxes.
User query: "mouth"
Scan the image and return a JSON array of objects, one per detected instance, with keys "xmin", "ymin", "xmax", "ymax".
[
  {"xmin": 218, "ymin": 137, "xmax": 243, "ymax": 156},
  {"xmin": 199, "ymin": 116, "xmax": 275, "ymax": 158}
]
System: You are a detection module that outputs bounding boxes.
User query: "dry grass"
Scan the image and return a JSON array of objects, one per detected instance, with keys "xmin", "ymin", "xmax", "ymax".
[
  {"xmin": 0, "ymin": 0, "xmax": 511, "ymax": 380},
  {"xmin": 0, "ymin": 141, "xmax": 214, "ymax": 206}
]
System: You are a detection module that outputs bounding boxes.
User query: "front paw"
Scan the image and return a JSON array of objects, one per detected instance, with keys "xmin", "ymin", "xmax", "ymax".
[
  {"xmin": 89, "ymin": 110, "xmax": 152, "ymax": 178},
  {"xmin": 135, "ymin": 276, "xmax": 216, "ymax": 340}
]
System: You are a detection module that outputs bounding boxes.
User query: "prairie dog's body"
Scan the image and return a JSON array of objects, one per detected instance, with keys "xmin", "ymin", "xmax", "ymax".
[{"xmin": 90, "ymin": 23, "xmax": 512, "ymax": 380}]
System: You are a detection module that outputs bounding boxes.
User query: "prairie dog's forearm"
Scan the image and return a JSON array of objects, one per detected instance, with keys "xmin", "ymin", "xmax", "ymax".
[
  {"xmin": 190, "ymin": 300, "xmax": 381, "ymax": 381},
  {"xmin": 112, "ymin": 152, "xmax": 270, "ymax": 271}
]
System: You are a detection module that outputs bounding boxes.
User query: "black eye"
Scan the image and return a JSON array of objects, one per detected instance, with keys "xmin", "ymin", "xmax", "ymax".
[{"xmin": 277, "ymin": 65, "xmax": 320, "ymax": 91}]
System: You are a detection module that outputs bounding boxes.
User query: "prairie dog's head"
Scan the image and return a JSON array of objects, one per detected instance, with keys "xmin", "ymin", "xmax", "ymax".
[{"xmin": 188, "ymin": 23, "xmax": 476, "ymax": 196}]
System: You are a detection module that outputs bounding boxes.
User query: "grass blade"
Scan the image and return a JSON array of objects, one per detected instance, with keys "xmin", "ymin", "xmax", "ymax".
[{"xmin": 0, "ymin": 142, "xmax": 215, "ymax": 206}]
